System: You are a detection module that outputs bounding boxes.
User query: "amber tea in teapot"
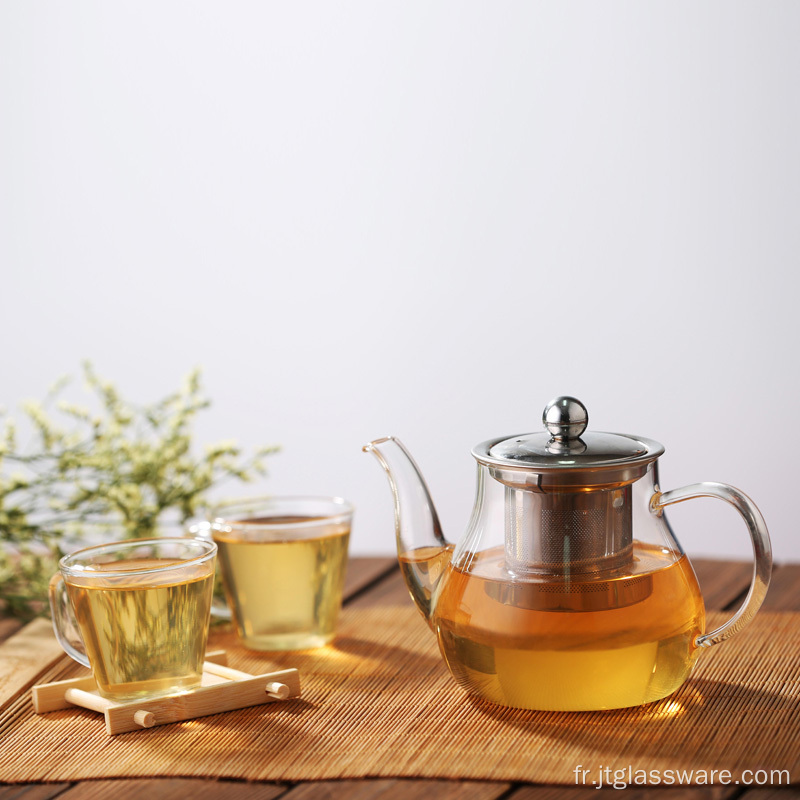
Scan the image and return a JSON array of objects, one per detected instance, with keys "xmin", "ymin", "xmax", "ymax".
[
  {"xmin": 369, "ymin": 396, "xmax": 771, "ymax": 712},
  {"xmin": 412, "ymin": 544, "xmax": 703, "ymax": 711}
]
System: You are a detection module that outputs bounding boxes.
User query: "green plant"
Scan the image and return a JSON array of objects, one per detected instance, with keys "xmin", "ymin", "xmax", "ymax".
[{"xmin": 0, "ymin": 363, "xmax": 277, "ymax": 620}]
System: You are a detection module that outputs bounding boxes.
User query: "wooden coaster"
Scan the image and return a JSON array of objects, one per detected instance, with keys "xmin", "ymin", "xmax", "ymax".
[{"xmin": 31, "ymin": 650, "xmax": 300, "ymax": 735}]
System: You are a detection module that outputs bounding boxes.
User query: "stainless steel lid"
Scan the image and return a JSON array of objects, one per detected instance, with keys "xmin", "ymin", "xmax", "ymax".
[{"xmin": 472, "ymin": 396, "xmax": 664, "ymax": 471}]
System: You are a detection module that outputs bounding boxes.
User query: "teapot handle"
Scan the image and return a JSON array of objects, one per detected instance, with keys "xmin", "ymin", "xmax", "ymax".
[{"xmin": 650, "ymin": 482, "xmax": 772, "ymax": 648}]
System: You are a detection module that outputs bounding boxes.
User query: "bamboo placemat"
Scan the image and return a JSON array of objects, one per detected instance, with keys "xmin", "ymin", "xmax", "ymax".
[{"xmin": 0, "ymin": 608, "xmax": 797, "ymax": 784}]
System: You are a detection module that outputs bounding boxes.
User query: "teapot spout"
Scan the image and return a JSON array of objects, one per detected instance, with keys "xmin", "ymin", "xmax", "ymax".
[{"xmin": 363, "ymin": 436, "xmax": 452, "ymax": 622}]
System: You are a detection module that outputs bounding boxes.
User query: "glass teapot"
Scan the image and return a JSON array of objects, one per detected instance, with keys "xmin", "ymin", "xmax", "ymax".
[{"xmin": 363, "ymin": 396, "xmax": 772, "ymax": 712}]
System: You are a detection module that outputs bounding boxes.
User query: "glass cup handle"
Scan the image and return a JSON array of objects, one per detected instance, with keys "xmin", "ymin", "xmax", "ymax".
[
  {"xmin": 651, "ymin": 482, "xmax": 772, "ymax": 648},
  {"xmin": 48, "ymin": 574, "xmax": 91, "ymax": 668},
  {"xmin": 189, "ymin": 521, "xmax": 231, "ymax": 621}
]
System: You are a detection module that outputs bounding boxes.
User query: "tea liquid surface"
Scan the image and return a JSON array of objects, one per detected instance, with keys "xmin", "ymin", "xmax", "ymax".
[
  {"xmin": 213, "ymin": 516, "xmax": 350, "ymax": 651},
  {"xmin": 409, "ymin": 542, "xmax": 705, "ymax": 711},
  {"xmin": 65, "ymin": 559, "xmax": 214, "ymax": 701}
]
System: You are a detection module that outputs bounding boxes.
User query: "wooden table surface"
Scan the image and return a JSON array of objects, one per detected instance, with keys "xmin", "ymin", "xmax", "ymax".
[{"xmin": 1, "ymin": 556, "xmax": 798, "ymax": 800}]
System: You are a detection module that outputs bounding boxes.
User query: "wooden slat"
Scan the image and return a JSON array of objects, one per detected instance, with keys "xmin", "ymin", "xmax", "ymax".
[
  {"xmin": 0, "ymin": 618, "xmax": 24, "ymax": 647},
  {"xmin": 102, "ymin": 667, "xmax": 300, "ymax": 735},
  {"xmin": 761, "ymin": 565, "xmax": 800, "ymax": 612},
  {"xmin": 690, "ymin": 559, "xmax": 753, "ymax": 611},
  {"xmin": 281, "ymin": 779, "xmax": 512, "ymax": 800},
  {"xmin": 0, "ymin": 785, "xmax": 72, "ymax": 800},
  {"xmin": 740, "ymin": 788, "xmax": 800, "ymax": 800},
  {"xmin": 507, "ymin": 786, "xmax": 739, "ymax": 800},
  {"xmin": 343, "ymin": 558, "xmax": 397, "ymax": 603},
  {"xmin": 56, "ymin": 779, "xmax": 286, "ymax": 800},
  {"xmin": 0, "ymin": 619, "xmax": 66, "ymax": 712},
  {"xmin": 347, "ymin": 569, "xmax": 411, "ymax": 609}
]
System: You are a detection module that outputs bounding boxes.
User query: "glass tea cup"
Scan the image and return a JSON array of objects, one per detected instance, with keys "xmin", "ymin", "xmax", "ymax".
[
  {"xmin": 49, "ymin": 537, "xmax": 217, "ymax": 702},
  {"xmin": 196, "ymin": 496, "xmax": 353, "ymax": 651}
]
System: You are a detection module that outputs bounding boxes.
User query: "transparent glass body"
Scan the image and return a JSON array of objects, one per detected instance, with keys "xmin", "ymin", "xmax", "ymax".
[
  {"xmin": 204, "ymin": 496, "xmax": 353, "ymax": 651},
  {"xmin": 365, "ymin": 436, "xmax": 771, "ymax": 712},
  {"xmin": 49, "ymin": 537, "xmax": 217, "ymax": 701},
  {"xmin": 429, "ymin": 462, "xmax": 705, "ymax": 711}
]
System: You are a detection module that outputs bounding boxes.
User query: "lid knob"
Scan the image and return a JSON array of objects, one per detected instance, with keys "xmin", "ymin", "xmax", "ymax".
[{"xmin": 543, "ymin": 396, "xmax": 588, "ymax": 441}]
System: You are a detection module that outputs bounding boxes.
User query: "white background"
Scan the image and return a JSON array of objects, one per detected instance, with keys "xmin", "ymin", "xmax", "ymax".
[{"xmin": 1, "ymin": 2, "xmax": 798, "ymax": 564}]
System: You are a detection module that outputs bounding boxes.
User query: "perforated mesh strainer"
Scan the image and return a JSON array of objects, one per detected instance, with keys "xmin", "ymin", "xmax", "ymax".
[{"xmin": 473, "ymin": 396, "xmax": 664, "ymax": 575}]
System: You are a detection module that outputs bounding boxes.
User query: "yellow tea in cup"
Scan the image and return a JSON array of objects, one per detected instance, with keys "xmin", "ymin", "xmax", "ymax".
[
  {"xmin": 209, "ymin": 497, "xmax": 352, "ymax": 651},
  {"xmin": 50, "ymin": 538, "xmax": 216, "ymax": 702}
]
